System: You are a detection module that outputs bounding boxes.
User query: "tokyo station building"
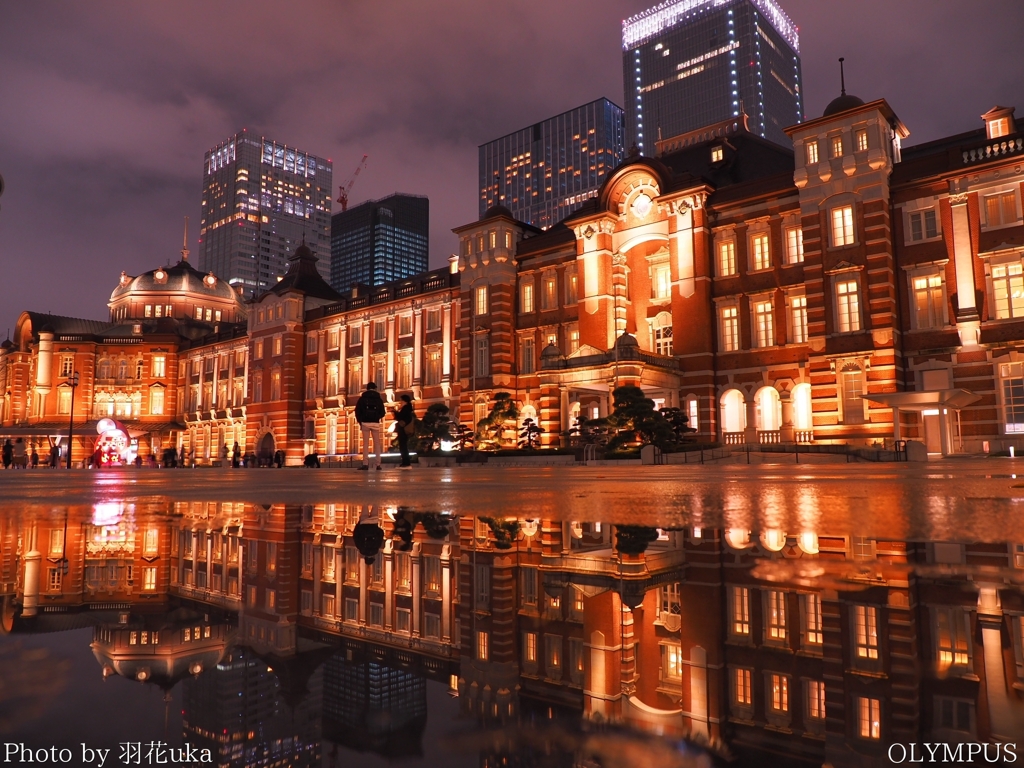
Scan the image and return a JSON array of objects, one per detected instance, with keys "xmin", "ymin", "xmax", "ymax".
[{"xmin": 2, "ymin": 94, "xmax": 1024, "ymax": 462}]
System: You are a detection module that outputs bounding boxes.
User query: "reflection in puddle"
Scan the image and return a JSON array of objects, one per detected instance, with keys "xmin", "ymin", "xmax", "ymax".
[{"xmin": 2, "ymin": 501, "xmax": 1024, "ymax": 765}]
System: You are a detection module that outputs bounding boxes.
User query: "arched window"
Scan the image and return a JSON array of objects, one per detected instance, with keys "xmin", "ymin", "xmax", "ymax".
[
  {"xmin": 755, "ymin": 387, "xmax": 782, "ymax": 431},
  {"xmin": 519, "ymin": 404, "xmax": 538, "ymax": 428},
  {"xmin": 117, "ymin": 359, "xmax": 129, "ymax": 380},
  {"xmin": 792, "ymin": 383, "xmax": 813, "ymax": 432},
  {"xmin": 651, "ymin": 312, "xmax": 673, "ymax": 356},
  {"xmin": 135, "ymin": 359, "xmax": 143, "ymax": 380},
  {"xmin": 720, "ymin": 389, "xmax": 746, "ymax": 434},
  {"xmin": 98, "ymin": 359, "xmax": 111, "ymax": 380}
]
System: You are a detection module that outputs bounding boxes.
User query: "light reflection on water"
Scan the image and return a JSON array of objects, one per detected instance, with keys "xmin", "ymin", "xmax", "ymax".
[{"xmin": 1, "ymin": 495, "xmax": 1023, "ymax": 766}]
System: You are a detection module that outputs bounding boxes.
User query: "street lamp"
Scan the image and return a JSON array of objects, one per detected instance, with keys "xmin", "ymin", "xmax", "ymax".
[{"xmin": 66, "ymin": 371, "xmax": 79, "ymax": 469}]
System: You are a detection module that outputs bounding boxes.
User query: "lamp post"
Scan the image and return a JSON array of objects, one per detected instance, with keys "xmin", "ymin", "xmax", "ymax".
[{"xmin": 66, "ymin": 371, "xmax": 79, "ymax": 469}]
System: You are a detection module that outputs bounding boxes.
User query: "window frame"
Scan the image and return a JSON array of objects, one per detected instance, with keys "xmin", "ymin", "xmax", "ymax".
[
  {"xmin": 834, "ymin": 276, "xmax": 862, "ymax": 333},
  {"xmin": 719, "ymin": 303, "xmax": 740, "ymax": 352},
  {"xmin": 717, "ymin": 238, "xmax": 737, "ymax": 277},
  {"xmin": 831, "ymin": 204, "xmax": 856, "ymax": 248},
  {"xmin": 749, "ymin": 231, "xmax": 771, "ymax": 271}
]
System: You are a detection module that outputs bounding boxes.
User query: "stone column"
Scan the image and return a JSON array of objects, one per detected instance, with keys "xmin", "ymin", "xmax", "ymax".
[
  {"xmin": 745, "ymin": 395, "xmax": 757, "ymax": 443},
  {"xmin": 316, "ymin": 329, "xmax": 326, "ymax": 397},
  {"xmin": 361, "ymin": 321, "xmax": 371, "ymax": 389},
  {"xmin": 206, "ymin": 531, "xmax": 213, "ymax": 588},
  {"xmin": 35, "ymin": 331, "xmax": 54, "ymax": 389},
  {"xmin": 560, "ymin": 388, "xmax": 570, "ymax": 447},
  {"xmin": 386, "ymin": 316, "xmax": 397, "ymax": 401},
  {"xmin": 338, "ymin": 325, "xmax": 348, "ymax": 397},
  {"xmin": 441, "ymin": 544, "xmax": 452, "ymax": 642},
  {"xmin": 442, "ymin": 303, "xmax": 453, "ymax": 392},
  {"xmin": 780, "ymin": 391, "xmax": 794, "ymax": 442},
  {"xmin": 411, "ymin": 542, "xmax": 422, "ymax": 637},
  {"xmin": 413, "ymin": 308, "xmax": 424, "ymax": 400}
]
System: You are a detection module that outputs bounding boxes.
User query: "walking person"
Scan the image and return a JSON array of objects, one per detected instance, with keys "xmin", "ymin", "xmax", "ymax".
[
  {"xmin": 12, "ymin": 439, "xmax": 27, "ymax": 469},
  {"xmin": 354, "ymin": 382, "xmax": 385, "ymax": 471},
  {"xmin": 49, "ymin": 442, "xmax": 60, "ymax": 468},
  {"xmin": 2, "ymin": 439, "xmax": 12, "ymax": 469},
  {"xmin": 30, "ymin": 447, "xmax": 39, "ymax": 468},
  {"xmin": 179, "ymin": 445, "xmax": 186, "ymax": 469},
  {"xmin": 232, "ymin": 441, "xmax": 241, "ymax": 468},
  {"xmin": 221, "ymin": 443, "xmax": 229, "ymax": 469},
  {"xmin": 393, "ymin": 394, "xmax": 415, "ymax": 469}
]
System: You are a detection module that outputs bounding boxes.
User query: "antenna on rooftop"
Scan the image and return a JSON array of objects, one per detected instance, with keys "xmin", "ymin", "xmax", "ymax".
[
  {"xmin": 181, "ymin": 216, "xmax": 190, "ymax": 262},
  {"xmin": 839, "ymin": 57, "xmax": 846, "ymax": 96}
]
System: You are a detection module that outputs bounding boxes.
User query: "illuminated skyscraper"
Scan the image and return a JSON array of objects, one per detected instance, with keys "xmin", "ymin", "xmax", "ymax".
[
  {"xmin": 478, "ymin": 97, "xmax": 625, "ymax": 229},
  {"xmin": 622, "ymin": 0, "xmax": 802, "ymax": 152},
  {"xmin": 329, "ymin": 193, "xmax": 429, "ymax": 291},
  {"xmin": 199, "ymin": 131, "xmax": 332, "ymax": 298}
]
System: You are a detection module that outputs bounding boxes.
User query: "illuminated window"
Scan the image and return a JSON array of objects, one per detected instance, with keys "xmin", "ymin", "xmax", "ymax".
[
  {"xmin": 152, "ymin": 355, "xmax": 166, "ymax": 378},
  {"xmin": 836, "ymin": 279, "xmax": 861, "ymax": 332},
  {"xmin": 765, "ymin": 590, "xmax": 787, "ymax": 641},
  {"xmin": 711, "ymin": 145, "xmax": 724, "ymax": 163},
  {"xmin": 857, "ymin": 696, "xmax": 881, "ymax": 739},
  {"xmin": 143, "ymin": 567, "xmax": 157, "ymax": 591},
  {"xmin": 271, "ymin": 370, "xmax": 281, "ymax": 400},
  {"xmin": 908, "ymin": 209, "xmax": 938, "ymax": 241},
  {"xmin": 935, "ymin": 606, "xmax": 971, "ymax": 673},
  {"xmin": 805, "ymin": 141, "xmax": 819, "ymax": 165},
  {"xmin": 841, "ymin": 368, "xmax": 865, "ymax": 425},
  {"xmin": 913, "ymin": 274, "xmax": 945, "ymax": 328},
  {"xmin": 653, "ymin": 321, "xmax": 673, "ymax": 356},
  {"xmin": 425, "ymin": 556, "xmax": 441, "ymax": 593},
  {"xmin": 854, "ymin": 605, "xmax": 879, "ymax": 660},
  {"xmin": 60, "ymin": 356, "xmax": 75, "ymax": 377},
  {"xmin": 273, "ymin": 336, "xmax": 282, "ymax": 356},
  {"xmin": 545, "ymin": 635, "xmax": 562, "ymax": 671},
  {"xmin": 521, "ymin": 282, "xmax": 534, "ymax": 313},
  {"xmin": 149, "ymin": 387, "xmax": 164, "ymax": 416},
  {"xmin": 806, "ymin": 680, "xmax": 826, "ymax": 719},
  {"xmin": 1000, "ymin": 362, "xmax": 1024, "ymax": 433},
  {"xmin": 855, "ymin": 128, "xmax": 868, "ymax": 152},
  {"xmin": 785, "ymin": 226, "xmax": 803, "ymax": 264},
  {"xmin": 397, "ymin": 355, "xmax": 412, "ymax": 389},
  {"xmin": 652, "ymin": 264, "xmax": 671, "ymax": 299},
  {"xmin": 986, "ymin": 192, "xmax": 1018, "ymax": 228},
  {"xmin": 769, "ymin": 673, "xmax": 789, "ymax": 713},
  {"xmin": 425, "ymin": 309, "xmax": 442, "ymax": 332},
  {"xmin": 831, "ymin": 135, "xmax": 843, "ymax": 158},
  {"xmin": 254, "ymin": 340, "xmax": 264, "ymax": 360},
  {"xmin": 718, "ymin": 240, "xmax": 737, "ymax": 276},
  {"xmin": 425, "ymin": 348, "xmax": 442, "ymax": 385},
  {"xmin": 720, "ymin": 305, "xmax": 739, "ymax": 352},
  {"xmin": 789, "ymin": 295, "xmax": 808, "ymax": 343},
  {"xmin": 565, "ymin": 266, "xmax": 578, "ymax": 305},
  {"xmin": 733, "ymin": 667, "xmax": 752, "ymax": 706},
  {"xmin": 753, "ymin": 300, "xmax": 774, "ymax": 348},
  {"xmin": 58, "ymin": 388, "xmax": 71, "ymax": 415},
  {"xmin": 731, "ymin": 586, "xmax": 750, "ymax": 635},
  {"xmin": 802, "ymin": 593, "xmax": 823, "ymax": 645},
  {"xmin": 520, "ymin": 337, "xmax": 535, "ymax": 374},
  {"xmin": 145, "ymin": 305, "xmax": 153, "ymax": 318},
  {"xmin": 568, "ymin": 327, "xmax": 580, "ymax": 354},
  {"xmin": 989, "ymin": 116, "xmax": 1010, "ymax": 139},
  {"xmin": 48, "ymin": 529, "xmax": 63, "ymax": 556},
  {"xmin": 476, "ymin": 630, "xmax": 489, "ymax": 661},
  {"xmin": 475, "ymin": 286, "xmax": 488, "ymax": 316},
  {"xmin": 831, "ymin": 205, "xmax": 855, "ymax": 247},
  {"xmin": 750, "ymin": 233, "xmax": 770, "ymax": 270}
]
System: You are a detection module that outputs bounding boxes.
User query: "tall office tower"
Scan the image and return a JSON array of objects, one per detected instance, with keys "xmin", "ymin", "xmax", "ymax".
[
  {"xmin": 622, "ymin": 0, "xmax": 802, "ymax": 152},
  {"xmin": 329, "ymin": 193, "xmax": 429, "ymax": 291},
  {"xmin": 199, "ymin": 131, "xmax": 332, "ymax": 298},
  {"xmin": 478, "ymin": 97, "xmax": 625, "ymax": 229}
]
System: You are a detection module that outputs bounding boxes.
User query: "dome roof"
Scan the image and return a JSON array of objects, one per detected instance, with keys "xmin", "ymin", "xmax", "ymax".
[
  {"xmin": 0, "ymin": 339, "xmax": 13, "ymax": 351},
  {"xmin": 540, "ymin": 343, "xmax": 563, "ymax": 359},
  {"xmin": 615, "ymin": 332, "xmax": 639, "ymax": 349},
  {"xmin": 823, "ymin": 92, "xmax": 865, "ymax": 117},
  {"xmin": 110, "ymin": 259, "xmax": 239, "ymax": 303},
  {"xmin": 481, "ymin": 204, "xmax": 514, "ymax": 221}
]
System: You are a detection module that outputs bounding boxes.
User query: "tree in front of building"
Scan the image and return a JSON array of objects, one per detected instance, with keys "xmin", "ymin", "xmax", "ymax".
[
  {"xmin": 416, "ymin": 403, "xmax": 454, "ymax": 453},
  {"xmin": 518, "ymin": 417, "xmax": 543, "ymax": 450},
  {"xmin": 659, "ymin": 406, "xmax": 697, "ymax": 443},
  {"xmin": 614, "ymin": 525, "xmax": 660, "ymax": 555},
  {"xmin": 596, "ymin": 385, "xmax": 675, "ymax": 452},
  {"xmin": 476, "ymin": 392, "xmax": 519, "ymax": 450},
  {"xmin": 480, "ymin": 516, "xmax": 521, "ymax": 549}
]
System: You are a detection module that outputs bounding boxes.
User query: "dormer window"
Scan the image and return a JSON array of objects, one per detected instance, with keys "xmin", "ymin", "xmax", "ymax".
[
  {"xmin": 990, "ymin": 117, "xmax": 1009, "ymax": 138},
  {"xmin": 711, "ymin": 146, "xmax": 724, "ymax": 163},
  {"xmin": 983, "ymin": 107, "xmax": 1016, "ymax": 139}
]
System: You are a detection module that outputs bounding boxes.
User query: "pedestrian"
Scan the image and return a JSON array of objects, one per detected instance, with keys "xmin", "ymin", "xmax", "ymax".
[
  {"xmin": 30, "ymin": 447, "xmax": 39, "ymax": 468},
  {"xmin": 354, "ymin": 382, "xmax": 386, "ymax": 471},
  {"xmin": 12, "ymin": 439, "xmax": 27, "ymax": 469},
  {"xmin": 232, "ymin": 441, "xmax": 241, "ymax": 468},
  {"xmin": 2, "ymin": 439, "xmax": 12, "ymax": 469},
  {"xmin": 49, "ymin": 443, "xmax": 60, "ymax": 468},
  {"xmin": 179, "ymin": 445, "xmax": 186, "ymax": 469},
  {"xmin": 353, "ymin": 507, "xmax": 385, "ymax": 564},
  {"xmin": 393, "ymin": 394, "xmax": 415, "ymax": 469}
]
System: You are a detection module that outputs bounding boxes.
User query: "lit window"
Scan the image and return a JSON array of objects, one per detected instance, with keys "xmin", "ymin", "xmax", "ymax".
[
  {"xmin": 908, "ymin": 209, "xmax": 938, "ymax": 241},
  {"xmin": 58, "ymin": 388, "xmax": 71, "ymax": 415},
  {"xmin": 687, "ymin": 398, "xmax": 699, "ymax": 432},
  {"xmin": 753, "ymin": 300, "xmax": 774, "ymax": 348},
  {"xmin": 831, "ymin": 135, "xmax": 843, "ymax": 158},
  {"xmin": 273, "ymin": 336, "xmax": 282, "ymax": 356},
  {"xmin": 785, "ymin": 226, "xmax": 803, "ymax": 264},
  {"xmin": 521, "ymin": 282, "xmax": 534, "ymax": 313},
  {"xmin": 806, "ymin": 680, "xmax": 826, "ymax": 719},
  {"xmin": 805, "ymin": 141, "xmax": 819, "ymax": 165},
  {"xmin": 720, "ymin": 306, "xmax": 739, "ymax": 352},
  {"xmin": 541, "ymin": 273, "xmax": 558, "ymax": 310},
  {"xmin": 520, "ymin": 337, "xmax": 535, "ymax": 374},
  {"xmin": 718, "ymin": 240, "xmax": 737, "ymax": 276},
  {"xmin": 145, "ymin": 305, "xmax": 153, "ymax": 318},
  {"xmin": 989, "ymin": 116, "xmax": 1010, "ymax": 139},
  {"xmin": 985, "ymin": 192, "xmax": 1018, "ymax": 228},
  {"xmin": 855, "ymin": 128, "xmax": 868, "ymax": 152},
  {"xmin": 854, "ymin": 605, "xmax": 879, "ymax": 660},
  {"xmin": 254, "ymin": 340, "xmax": 264, "ymax": 359},
  {"xmin": 143, "ymin": 567, "xmax": 157, "ymax": 591},
  {"xmin": 475, "ymin": 286, "xmax": 488, "ymax": 316},
  {"xmin": 152, "ymin": 355, "xmax": 166, "ymax": 378},
  {"xmin": 733, "ymin": 667, "xmax": 752, "ymax": 706},
  {"xmin": 935, "ymin": 607, "xmax": 971, "ymax": 672},
  {"xmin": 653, "ymin": 322, "xmax": 673, "ymax": 356},
  {"xmin": 425, "ymin": 309, "xmax": 442, "ymax": 332},
  {"xmin": 565, "ymin": 267, "xmax": 578, "ymax": 304},
  {"xmin": 568, "ymin": 328, "xmax": 580, "ymax": 354},
  {"xmin": 523, "ymin": 631, "xmax": 537, "ymax": 663},
  {"xmin": 789, "ymin": 295, "xmax": 808, "ymax": 343},
  {"xmin": 731, "ymin": 586, "xmax": 750, "ymax": 635},
  {"xmin": 766, "ymin": 590, "xmax": 787, "ymax": 640},
  {"xmin": 1000, "ymin": 362, "xmax": 1024, "ymax": 433},
  {"xmin": 857, "ymin": 696, "xmax": 881, "ymax": 739},
  {"xmin": 750, "ymin": 232, "xmax": 770, "ymax": 270},
  {"xmin": 661, "ymin": 644, "xmax": 683, "ymax": 682},
  {"xmin": 841, "ymin": 368, "xmax": 865, "ymax": 425},
  {"xmin": 149, "ymin": 388, "xmax": 165, "ymax": 416},
  {"xmin": 711, "ymin": 146, "xmax": 724, "ymax": 162},
  {"xmin": 913, "ymin": 274, "xmax": 945, "ymax": 328},
  {"xmin": 831, "ymin": 205, "xmax": 855, "ymax": 247},
  {"xmin": 653, "ymin": 264, "xmax": 671, "ymax": 299},
  {"xmin": 991, "ymin": 262, "xmax": 1024, "ymax": 319},
  {"xmin": 769, "ymin": 673, "xmax": 789, "ymax": 713},
  {"xmin": 476, "ymin": 630, "xmax": 489, "ymax": 661},
  {"xmin": 425, "ymin": 348, "xmax": 442, "ymax": 386},
  {"xmin": 802, "ymin": 593, "xmax": 823, "ymax": 645},
  {"xmin": 836, "ymin": 279, "xmax": 861, "ymax": 332}
]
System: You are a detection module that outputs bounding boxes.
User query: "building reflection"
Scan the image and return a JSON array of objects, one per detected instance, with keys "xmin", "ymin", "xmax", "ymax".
[{"xmin": 3, "ymin": 503, "xmax": 1024, "ymax": 764}]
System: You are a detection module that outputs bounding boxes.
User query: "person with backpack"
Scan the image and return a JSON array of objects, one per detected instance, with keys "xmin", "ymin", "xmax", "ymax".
[
  {"xmin": 354, "ymin": 382, "xmax": 386, "ymax": 471},
  {"xmin": 393, "ymin": 394, "xmax": 415, "ymax": 469}
]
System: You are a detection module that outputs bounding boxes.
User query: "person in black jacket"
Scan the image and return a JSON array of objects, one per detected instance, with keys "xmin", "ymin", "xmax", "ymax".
[
  {"xmin": 354, "ymin": 382, "xmax": 386, "ymax": 471},
  {"xmin": 393, "ymin": 394, "xmax": 415, "ymax": 469}
]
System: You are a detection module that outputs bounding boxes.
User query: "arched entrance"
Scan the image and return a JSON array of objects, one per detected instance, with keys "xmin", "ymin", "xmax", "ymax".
[
  {"xmin": 755, "ymin": 386, "xmax": 782, "ymax": 434},
  {"xmin": 258, "ymin": 433, "xmax": 275, "ymax": 464},
  {"xmin": 719, "ymin": 389, "xmax": 746, "ymax": 443}
]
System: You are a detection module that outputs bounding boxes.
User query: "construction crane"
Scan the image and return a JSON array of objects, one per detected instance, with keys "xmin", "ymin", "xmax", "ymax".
[{"xmin": 336, "ymin": 154, "xmax": 368, "ymax": 211}]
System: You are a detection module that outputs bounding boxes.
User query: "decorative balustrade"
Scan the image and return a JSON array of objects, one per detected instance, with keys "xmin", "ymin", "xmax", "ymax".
[
  {"xmin": 794, "ymin": 429, "xmax": 814, "ymax": 443},
  {"xmin": 963, "ymin": 136, "xmax": 1023, "ymax": 164},
  {"xmin": 723, "ymin": 431, "xmax": 746, "ymax": 446},
  {"xmin": 757, "ymin": 430, "xmax": 781, "ymax": 445}
]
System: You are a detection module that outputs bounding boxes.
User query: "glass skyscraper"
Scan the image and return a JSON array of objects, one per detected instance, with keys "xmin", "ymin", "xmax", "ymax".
[
  {"xmin": 622, "ymin": 0, "xmax": 802, "ymax": 152},
  {"xmin": 330, "ymin": 193, "xmax": 429, "ymax": 291},
  {"xmin": 198, "ymin": 131, "xmax": 332, "ymax": 298},
  {"xmin": 478, "ymin": 97, "xmax": 625, "ymax": 229}
]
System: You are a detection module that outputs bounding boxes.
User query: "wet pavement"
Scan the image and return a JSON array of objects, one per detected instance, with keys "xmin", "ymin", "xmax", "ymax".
[{"xmin": 0, "ymin": 461, "xmax": 1023, "ymax": 766}]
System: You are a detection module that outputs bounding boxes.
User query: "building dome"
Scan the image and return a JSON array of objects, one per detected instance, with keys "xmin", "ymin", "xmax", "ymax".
[
  {"xmin": 615, "ymin": 332, "xmax": 639, "ymax": 350},
  {"xmin": 823, "ymin": 92, "xmax": 865, "ymax": 117},
  {"xmin": 110, "ymin": 259, "xmax": 239, "ymax": 303},
  {"xmin": 481, "ymin": 204, "xmax": 514, "ymax": 221},
  {"xmin": 0, "ymin": 339, "xmax": 12, "ymax": 351},
  {"xmin": 108, "ymin": 257, "xmax": 245, "ymax": 324},
  {"xmin": 541, "ymin": 343, "xmax": 563, "ymax": 360}
]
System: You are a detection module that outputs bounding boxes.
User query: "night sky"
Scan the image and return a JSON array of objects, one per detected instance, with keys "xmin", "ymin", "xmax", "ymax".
[{"xmin": 1, "ymin": 1, "xmax": 1021, "ymax": 336}]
